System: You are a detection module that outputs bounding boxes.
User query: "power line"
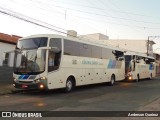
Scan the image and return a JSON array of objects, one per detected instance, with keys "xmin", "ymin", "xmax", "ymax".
[
  {"xmin": 16, "ymin": 0, "xmax": 160, "ymax": 29},
  {"xmin": 30, "ymin": 2, "xmax": 160, "ymax": 25},
  {"xmin": 4, "ymin": 0, "xmax": 160, "ymax": 31},
  {"xmin": 48, "ymin": 0, "xmax": 160, "ymax": 19},
  {"xmin": 0, "ymin": 6, "xmax": 67, "ymax": 34},
  {"xmin": 25, "ymin": 0, "xmax": 106, "ymax": 33}
]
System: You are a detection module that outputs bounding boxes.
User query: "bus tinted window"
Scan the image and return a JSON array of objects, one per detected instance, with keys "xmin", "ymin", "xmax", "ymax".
[
  {"xmin": 92, "ymin": 45, "xmax": 102, "ymax": 58},
  {"xmin": 102, "ymin": 48, "xmax": 115, "ymax": 60},
  {"xmin": 80, "ymin": 44, "xmax": 92, "ymax": 57},
  {"xmin": 63, "ymin": 39, "xmax": 123, "ymax": 59},
  {"xmin": 49, "ymin": 38, "xmax": 62, "ymax": 50},
  {"xmin": 64, "ymin": 39, "xmax": 80, "ymax": 56}
]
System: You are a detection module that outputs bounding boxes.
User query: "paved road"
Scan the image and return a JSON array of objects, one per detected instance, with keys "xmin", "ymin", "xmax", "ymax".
[{"xmin": 0, "ymin": 78, "xmax": 160, "ymax": 120}]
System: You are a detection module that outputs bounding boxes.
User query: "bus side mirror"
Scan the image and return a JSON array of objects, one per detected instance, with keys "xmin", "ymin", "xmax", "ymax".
[{"xmin": 3, "ymin": 52, "xmax": 15, "ymax": 67}]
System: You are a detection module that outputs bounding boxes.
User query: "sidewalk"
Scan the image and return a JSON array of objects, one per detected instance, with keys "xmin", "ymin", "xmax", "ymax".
[{"xmin": 0, "ymin": 83, "xmax": 18, "ymax": 95}]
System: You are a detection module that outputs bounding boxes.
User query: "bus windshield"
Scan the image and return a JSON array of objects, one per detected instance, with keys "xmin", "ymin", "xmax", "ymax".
[
  {"xmin": 17, "ymin": 37, "xmax": 48, "ymax": 49},
  {"xmin": 13, "ymin": 49, "xmax": 46, "ymax": 75}
]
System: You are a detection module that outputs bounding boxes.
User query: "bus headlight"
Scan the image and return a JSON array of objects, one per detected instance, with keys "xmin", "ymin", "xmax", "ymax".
[
  {"xmin": 40, "ymin": 76, "xmax": 47, "ymax": 80},
  {"xmin": 34, "ymin": 77, "xmax": 47, "ymax": 83},
  {"xmin": 34, "ymin": 79, "xmax": 41, "ymax": 83},
  {"xmin": 128, "ymin": 76, "xmax": 132, "ymax": 80},
  {"xmin": 39, "ymin": 84, "xmax": 45, "ymax": 89}
]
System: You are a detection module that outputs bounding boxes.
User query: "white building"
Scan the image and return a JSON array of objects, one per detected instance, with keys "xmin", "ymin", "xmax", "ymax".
[
  {"xmin": 80, "ymin": 33, "xmax": 155, "ymax": 57},
  {"xmin": 0, "ymin": 33, "xmax": 21, "ymax": 66},
  {"xmin": 80, "ymin": 33, "xmax": 109, "ymax": 40}
]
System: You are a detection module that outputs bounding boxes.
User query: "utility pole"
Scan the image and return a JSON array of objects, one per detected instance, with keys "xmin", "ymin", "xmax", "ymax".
[
  {"xmin": 65, "ymin": 10, "xmax": 67, "ymax": 20},
  {"xmin": 147, "ymin": 36, "xmax": 149, "ymax": 56}
]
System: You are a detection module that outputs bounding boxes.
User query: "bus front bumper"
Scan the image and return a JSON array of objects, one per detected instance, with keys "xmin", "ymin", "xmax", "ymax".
[{"xmin": 13, "ymin": 81, "xmax": 47, "ymax": 90}]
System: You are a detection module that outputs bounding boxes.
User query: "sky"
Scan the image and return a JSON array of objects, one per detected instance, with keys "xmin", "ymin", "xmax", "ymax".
[{"xmin": 0, "ymin": 0, "xmax": 160, "ymax": 53}]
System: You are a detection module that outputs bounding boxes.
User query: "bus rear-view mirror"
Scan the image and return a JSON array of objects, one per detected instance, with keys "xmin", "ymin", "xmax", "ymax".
[
  {"xmin": 38, "ymin": 47, "xmax": 60, "ymax": 53},
  {"xmin": 118, "ymin": 57, "xmax": 124, "ymax": 61}
]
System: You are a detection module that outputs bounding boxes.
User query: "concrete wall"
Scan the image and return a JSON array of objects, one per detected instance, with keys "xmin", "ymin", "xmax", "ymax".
[
  {"xmin": 0, "ymin": 42, "xmax": 15, "ymax": 85},
  {"xmin": 0, "ymin": 66, "xmax": 13, "ymax": 84}
]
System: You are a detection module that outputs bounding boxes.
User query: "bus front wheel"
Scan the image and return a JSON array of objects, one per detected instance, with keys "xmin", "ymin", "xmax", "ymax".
[{"xmin": 65, "ymin": 78, "xmax": 74, "ymax": 93}]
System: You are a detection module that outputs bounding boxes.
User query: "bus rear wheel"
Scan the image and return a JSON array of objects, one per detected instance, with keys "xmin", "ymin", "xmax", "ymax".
[
  {"xmin": 65, "ymin": 77, "xmax": 74, "ymax": 93},
  {"xmin": 109, "ymin": 75, "xmax": 115, "ymax": 86}
]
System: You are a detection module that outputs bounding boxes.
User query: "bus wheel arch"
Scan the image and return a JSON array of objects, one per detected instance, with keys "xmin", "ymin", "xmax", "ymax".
[
  {"xmin": 109, "ymin": 74, "xmax": 116, "ymax": 86},
  {"xmin": 65, "ymin": 76, "xmax": 76, "ymax": 93}
]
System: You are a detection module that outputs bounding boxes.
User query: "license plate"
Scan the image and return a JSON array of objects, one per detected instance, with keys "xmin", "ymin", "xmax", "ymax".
[{"xmin": 22, "ymin": 85, "xmax": 28, "ymax": 88}]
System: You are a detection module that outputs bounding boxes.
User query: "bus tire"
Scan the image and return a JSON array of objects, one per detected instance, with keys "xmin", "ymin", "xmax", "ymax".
[
  {"xmin": 136, "ymin": 74, "xmax": 140, "ymax": 82},
  {"xmin": 149, "ymin": 73, "xmax": 152, "ymax": 80},
  {"xmin": 109, "ymin": 75, "xmax": 115, "ymax": 86},
  {"xmin": 65, "ymin": 77, "xmax": 74, "ymax": 93}
]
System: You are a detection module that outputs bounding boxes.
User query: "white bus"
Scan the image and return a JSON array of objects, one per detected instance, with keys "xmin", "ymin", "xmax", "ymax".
[
  {"xmin": 4, "ymin": 34, "xmax": 125, "ymax": 92},
  {"xmin": 124, "ymin": 51, "xmax": 155, "ymax": 82}
]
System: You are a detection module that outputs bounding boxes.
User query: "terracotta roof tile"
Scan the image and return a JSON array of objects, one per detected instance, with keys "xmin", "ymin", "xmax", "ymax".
[{"xmin": 0, "ymin": 33, "xmax": 22, "ymax": 44}]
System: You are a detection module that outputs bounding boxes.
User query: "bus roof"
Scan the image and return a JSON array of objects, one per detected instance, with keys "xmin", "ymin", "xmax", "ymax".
[{"xmin": 19, "ymin": 34, "xmax": 125, "ymax": 52}]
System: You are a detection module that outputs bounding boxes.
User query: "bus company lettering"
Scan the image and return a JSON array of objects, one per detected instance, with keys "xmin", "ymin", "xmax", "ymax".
[{"xmin": 82, "ymin": 60, "xmax": 103, "ymax": 65}]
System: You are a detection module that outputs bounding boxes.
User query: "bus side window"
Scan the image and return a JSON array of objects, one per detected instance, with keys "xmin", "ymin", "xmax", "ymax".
[{"xmin": 48, "ymin": 38, "xmax": 62, "ymax": 72}]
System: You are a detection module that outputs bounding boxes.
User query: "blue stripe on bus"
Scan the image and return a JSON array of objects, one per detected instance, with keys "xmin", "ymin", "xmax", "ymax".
[
  {"xmin": 23, "ymin": 75, "xmax": 30, "ymax": 79},
  {"xmin": 18, "ymin": 75, "xmax": 30, "ymax": 79}
]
